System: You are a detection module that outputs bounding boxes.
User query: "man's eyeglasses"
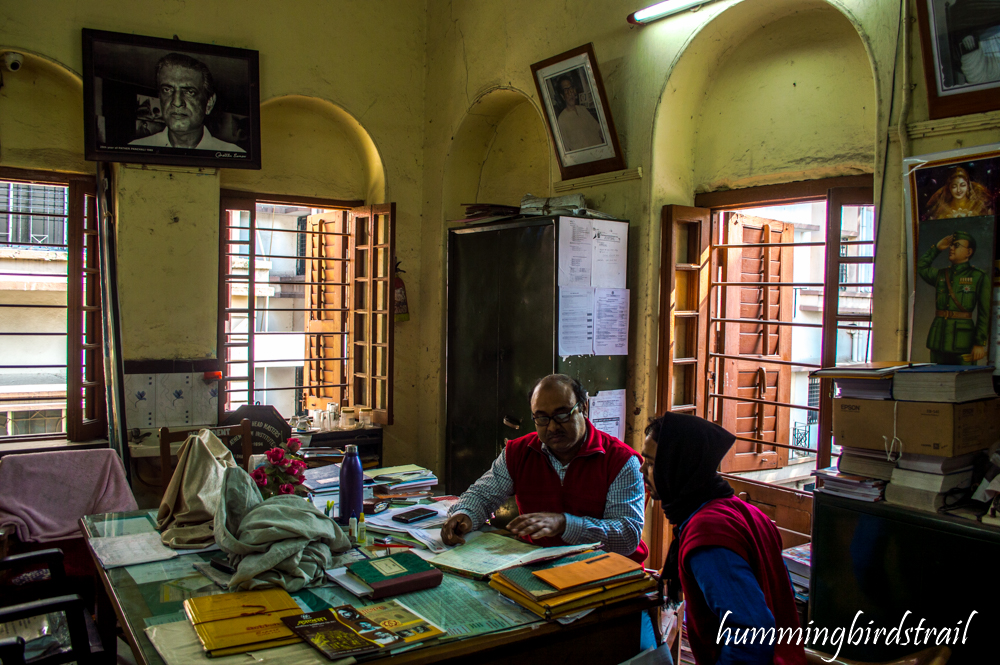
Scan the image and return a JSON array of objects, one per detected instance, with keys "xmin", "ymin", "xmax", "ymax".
[{"xmin": 532, "ymin": 402, "xmax": 582, "ymax": 427}]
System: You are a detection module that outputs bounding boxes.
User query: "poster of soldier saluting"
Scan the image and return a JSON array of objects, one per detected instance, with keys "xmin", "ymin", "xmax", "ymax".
[{"xmin": 904, "ymin": 144, "xmax": 1000, "ymax": 365}]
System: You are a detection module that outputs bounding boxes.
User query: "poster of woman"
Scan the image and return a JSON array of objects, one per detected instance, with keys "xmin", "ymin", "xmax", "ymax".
[{"xmin": 904, "ymin": 145, "xmax": 1000, "ymax": 365}]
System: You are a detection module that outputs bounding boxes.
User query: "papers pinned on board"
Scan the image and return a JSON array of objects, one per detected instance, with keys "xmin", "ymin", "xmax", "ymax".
[
  {"xmin": 557, "ymin": 217, "xmax": 629, "ymax": 357},
  {"xmin": 590, "ymin": 389, "xmax": 626, "ymax": 441}
]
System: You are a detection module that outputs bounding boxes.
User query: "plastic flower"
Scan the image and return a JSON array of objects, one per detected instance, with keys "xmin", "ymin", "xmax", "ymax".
[
  {"xmin": 251, "ymin": 467, "xmax": 268, "ymax": 486},
  {"xmin": 287, "ymin": 460, "xmax": 306, "ymax": 476},
  {"xmin": 286, "ymin": 438, "xmax": 301, "ymax": 453},
  {"xmin": 265, "ymin": 448, "xmax": 285, "ymax": 464},
  {"xmin": 279, "ymin": 483, "xmax": 295, "ymax": 495}
]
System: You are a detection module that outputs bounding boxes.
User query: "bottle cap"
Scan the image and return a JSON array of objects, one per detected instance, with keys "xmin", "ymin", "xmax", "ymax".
[{"xmin": 345, "ymin": 444, "xmax": 358, "ymax": 453}]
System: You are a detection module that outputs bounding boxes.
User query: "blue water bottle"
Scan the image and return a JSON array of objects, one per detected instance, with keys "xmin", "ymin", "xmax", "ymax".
[{"xmin": 338, "ymin": 444, "xmax": 364, "ymax": 526}]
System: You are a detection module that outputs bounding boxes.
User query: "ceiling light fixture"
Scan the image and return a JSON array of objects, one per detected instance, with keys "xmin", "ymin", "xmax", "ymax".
[{"xmin": 627, "ymin": 0, "xmax": 716, "ymax": 25}]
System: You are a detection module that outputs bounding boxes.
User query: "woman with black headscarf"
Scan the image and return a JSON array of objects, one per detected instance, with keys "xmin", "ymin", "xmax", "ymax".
[{"xmin": 642, "ymin": 413, "xmax": 804, "ymax": 665}]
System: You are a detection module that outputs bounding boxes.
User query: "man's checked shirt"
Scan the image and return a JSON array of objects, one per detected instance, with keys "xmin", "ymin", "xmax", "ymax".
[{"xmin": 448, "ymin": 444, "xmax": 644, "ymax": 556}]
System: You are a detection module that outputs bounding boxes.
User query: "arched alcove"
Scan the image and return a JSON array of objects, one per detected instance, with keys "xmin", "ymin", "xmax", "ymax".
[
  {"xmin": 0, "ymin": 50, "xmax": 90, "ymax": 174},
  {"xmin": 651, "ymin": 0, "xmax": 876, "ymax": 202},
  {"xmin": 442, "ymin": 88, "xmax": 550, "ymax": 221},
  {"xmin": 220, "ymin": 95, "xmax": 385, "ymax": 203}
]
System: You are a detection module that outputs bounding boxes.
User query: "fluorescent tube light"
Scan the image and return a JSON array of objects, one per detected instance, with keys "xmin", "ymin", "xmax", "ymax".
[{"xmin": 627, "ymin": 0, "xmax": 715, "ymax": 25}]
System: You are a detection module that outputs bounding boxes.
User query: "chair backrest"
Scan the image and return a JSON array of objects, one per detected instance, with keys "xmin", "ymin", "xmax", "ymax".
[{"xmin": 159, "ymin": 419, "xmax": 253, "ymax": 489}]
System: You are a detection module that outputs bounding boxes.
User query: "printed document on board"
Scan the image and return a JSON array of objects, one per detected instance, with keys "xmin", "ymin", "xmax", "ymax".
[
  {"xmin": 558, "ymin": 217, "xmax": 593, "ymax": 287},
  {"xmin": 590, "ymin": 389, "xmax": 627, "ymax": 441},
  {"xmin": 591, "ymin": 220, "xmax": 627, "ymax": 288},
  {"xmin": 558, "ymin": 287, "xmax": 595, "ymax": 356},
  {"xmin": 593, "ymin": 288, "xmax": 629, "ymax": 356}
]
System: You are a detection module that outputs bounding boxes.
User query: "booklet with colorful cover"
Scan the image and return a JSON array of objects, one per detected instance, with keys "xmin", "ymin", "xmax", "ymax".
[
  {"xmin": 281, "ymin": 605, "xmax": 405, "ymax": 660},
  {"xmin": 357, "ymin": 599, "xmax": 447, "ymax": 644}
]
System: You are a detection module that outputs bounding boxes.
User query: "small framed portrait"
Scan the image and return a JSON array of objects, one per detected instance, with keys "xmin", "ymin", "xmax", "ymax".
[
  {"xmin": 903, "ymin": 144, "xmax": 1000, "ymax": 363},
  {"xmin": 531, "ymin": 43, "xmax": 625, "ymax": 181},
  {"xmin": 915, "ymin": 0, "xmax": 1000, "ymax": 119},
  {"xmin": 83, "ymin": 29, "xmax": 261, "ymax": 169}
]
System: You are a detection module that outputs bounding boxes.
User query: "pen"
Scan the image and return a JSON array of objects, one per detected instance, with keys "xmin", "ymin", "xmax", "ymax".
[{"xmin": 584, "ymin": 554, "xmax": 610, "ymax": 564}]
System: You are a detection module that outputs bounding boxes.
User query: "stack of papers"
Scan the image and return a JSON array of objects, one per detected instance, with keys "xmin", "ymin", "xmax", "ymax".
[
  {"xmin": 363, "ymin": 501, "xmax": 455, "ymax": 552},
  {"xmin": 488, "ymin": 550, "xmax": 655, "ymax": 620},
  {"xmin": 88, "ymin": 532, "xmax": 218, "ymax": 569},
  {"xmin": 812, "ymin": 467, "xmax": 885, "ymax": 502},
  {"xmin": 369, "ymin": 465, "xmax": 438, "ymax": 497}
]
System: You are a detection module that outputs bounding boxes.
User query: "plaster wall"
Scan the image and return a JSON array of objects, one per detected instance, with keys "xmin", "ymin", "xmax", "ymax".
[
  {"xmin": 421, "ymin": 0, "xmax": 898, "ymax": 461},
  {"xmin": 1, "ymin": 0, "xmax": 427, "ymax": 463}
]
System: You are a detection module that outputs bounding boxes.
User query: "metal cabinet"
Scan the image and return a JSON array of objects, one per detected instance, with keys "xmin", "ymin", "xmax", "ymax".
[{"xmin": 445, "ymin": 216, "xmax": 628, "ymax": 494}]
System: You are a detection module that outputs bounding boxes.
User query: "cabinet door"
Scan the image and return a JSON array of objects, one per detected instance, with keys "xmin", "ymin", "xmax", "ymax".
[
  {"xmin": 447, "ymin": 229, "xmax": 501, "ymax": 494},
  {"xmin": 496, "ymin": 223, "xmax": 556, "ymax": 459}
]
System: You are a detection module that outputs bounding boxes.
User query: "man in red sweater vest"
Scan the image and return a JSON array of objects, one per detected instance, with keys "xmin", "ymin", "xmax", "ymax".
[{"xmin": 442, "ymin": 374, "xmax": 647, "ymax": 563}]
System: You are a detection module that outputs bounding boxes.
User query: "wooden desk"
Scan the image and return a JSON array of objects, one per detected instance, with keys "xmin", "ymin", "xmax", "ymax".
[{"xmin": 82, "ymin": 510, "xmax": 655, "ymax": 665}]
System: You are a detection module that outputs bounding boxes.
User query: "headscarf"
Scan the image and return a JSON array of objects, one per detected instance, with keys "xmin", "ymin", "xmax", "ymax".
[{"xmin": 650, "ymin": 412, "xmax": 736, "ymax": 601}]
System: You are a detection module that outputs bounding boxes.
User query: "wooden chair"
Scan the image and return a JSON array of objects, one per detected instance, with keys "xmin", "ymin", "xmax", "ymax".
[{"xmin": 158, "ymin": 419, "xmax": 253, "ymax": 489}]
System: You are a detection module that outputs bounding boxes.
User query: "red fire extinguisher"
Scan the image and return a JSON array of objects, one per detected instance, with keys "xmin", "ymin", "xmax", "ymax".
[{"xmin": 394, "ymin": 261, "xmax": 410, "ymax": 322}]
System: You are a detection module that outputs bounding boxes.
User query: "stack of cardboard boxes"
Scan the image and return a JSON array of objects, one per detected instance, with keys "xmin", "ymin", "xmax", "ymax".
[{"xmin": 831, "ymin": 380, "xmax": 999, "ymax": 510}]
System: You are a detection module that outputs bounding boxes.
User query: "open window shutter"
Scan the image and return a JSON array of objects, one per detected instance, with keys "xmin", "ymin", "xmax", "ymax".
[
  {"xmin": 348, "ymin": 204, "xmax": 395, "ymax": 425},
  {"xmin": 67, "ymin": 181, "xmax": 106, "ymax": 441},
  {"xmin": 656, "ymin": 205, "xmax": 711, "ymax": 418},
  {"xmin": 303, "ymin": 210, "xmax": 352, "ymax": 412},
  {"xmin": 718, "ymin": 213, "xmax": 793, "ymax": 473}
]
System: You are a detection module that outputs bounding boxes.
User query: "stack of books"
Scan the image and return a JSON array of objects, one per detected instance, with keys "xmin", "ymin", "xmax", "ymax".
[
  {"xmin": 282, "ymin": 602, "xmax": 445, "ymax": 661},
  {"xmin": 837, "ymin": 446, "xmax": 896, "ymax": 481},
  {"xmin": 302, "ymin": 464, "xmax": 377, "ymax": 516},
  {"xmin": 811, "ymin": 362, "xmax": 925, "ymax": 400},
  {"xmin": 370, "ymin": 465, "xmax": 439, "ymax": 500},
  {"xmin": 885, "ymin": 456, "xmax": 977, "ymax": 512},
  {"xmin": 184, "ymin": 589, "xmax": 303, "ymax": 657},
  {"xmin": 328, "ymin": 550, "xmax": 443, "ymax": 600},
  {"xmin": 487, "ymin": 551, "xmax": 656, "ymax": 620},
  {"xmin": 811, "ymin": 467, "xmax": 885, "ymax": 502},
  {"xmin": 892, "ymin": 365, "xmax": 996, "ymax": 403},
  {"xmin": 781, "ymin": 543, "xmax": 810, "ymax": 603}
]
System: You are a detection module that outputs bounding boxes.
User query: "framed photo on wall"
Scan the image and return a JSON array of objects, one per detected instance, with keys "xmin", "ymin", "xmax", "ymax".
[
  {"xmin": 83, "ymin": 29, "xmax": 261, "ymax": 169},
  {"xmin": 902, "ymin": 143, "xmax": 1000, "ymax": 364},
  {"xmin": 531, "ymin": 43, "xmax": 625, "ymax": 181},
  {"xmin": 915, "ymin": 0, "xmax": 1000, "ymax": 119}
]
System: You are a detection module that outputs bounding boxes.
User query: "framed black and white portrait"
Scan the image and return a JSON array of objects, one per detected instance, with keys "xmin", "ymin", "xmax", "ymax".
[
  {"xmin": 916, "ymin": 0, "xmax": 1000, "ymax": 119},
  {"xmin": 531, "ymin": 43, "xmax": 625, "ymax": 181},
  {"xmin": 83, "ymin": 29, "xmax": 261, "ymax": 169}
]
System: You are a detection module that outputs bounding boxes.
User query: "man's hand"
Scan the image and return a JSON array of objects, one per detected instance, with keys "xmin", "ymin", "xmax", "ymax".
[
  {"xmin": 441, "ymin": 513, "xmax": 473, "ymax": 546},
  {"xmin": 507, "ymin": 512, "xmax": 567, "ymax": 540},
  {"xmin": 937, "ymin": 235, "xmax": 955, "ymax": 251},
  {"xmin": 972, "ymin": 345, "xmax": 987, "ymax": 361}
]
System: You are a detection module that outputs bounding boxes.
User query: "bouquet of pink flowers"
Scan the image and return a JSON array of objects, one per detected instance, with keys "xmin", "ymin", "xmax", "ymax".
[{"xmin": 250, "ymin": 437, "xmax": 308, "ymax": 499}]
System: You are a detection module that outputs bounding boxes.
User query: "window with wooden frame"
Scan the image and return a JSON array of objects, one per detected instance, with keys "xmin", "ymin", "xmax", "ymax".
[
  {"xmin": 650, "ymin": 177, "xmax": 875, "ymax": 565},
  {"xmin": 218, "ymin": 192, "xmax": 396, "ymax": 425},
  {"xmin": 0, "ymin": 168, "xmax": 106, "ymax": 443}
]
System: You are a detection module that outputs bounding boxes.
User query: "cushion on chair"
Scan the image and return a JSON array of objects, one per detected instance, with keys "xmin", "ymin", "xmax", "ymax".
[{"xmin": 0, "ymin": 450, "xmax": 137, "ymax": 543}]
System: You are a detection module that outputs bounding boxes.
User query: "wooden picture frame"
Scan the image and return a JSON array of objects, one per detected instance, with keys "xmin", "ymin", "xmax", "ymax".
[
  {"xmin": 915, "ymin": 0, "xmax": 1000, "ymax": 120},
  {"xmin": 531, "ymin": 43, "xmax": 625, "ymax": 182},
  {"xmin": 83, "ymin": 28, "xmax": 261, "ymax": 169},
  {"xmin": 902, "ymin": 143, "xmax": 1000, "ymax": 363}
]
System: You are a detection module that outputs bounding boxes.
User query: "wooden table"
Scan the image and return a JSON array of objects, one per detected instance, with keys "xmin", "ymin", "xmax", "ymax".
[{"xmin": 82, "ymin": 510, "xmax": 656, "ymax": 665}]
